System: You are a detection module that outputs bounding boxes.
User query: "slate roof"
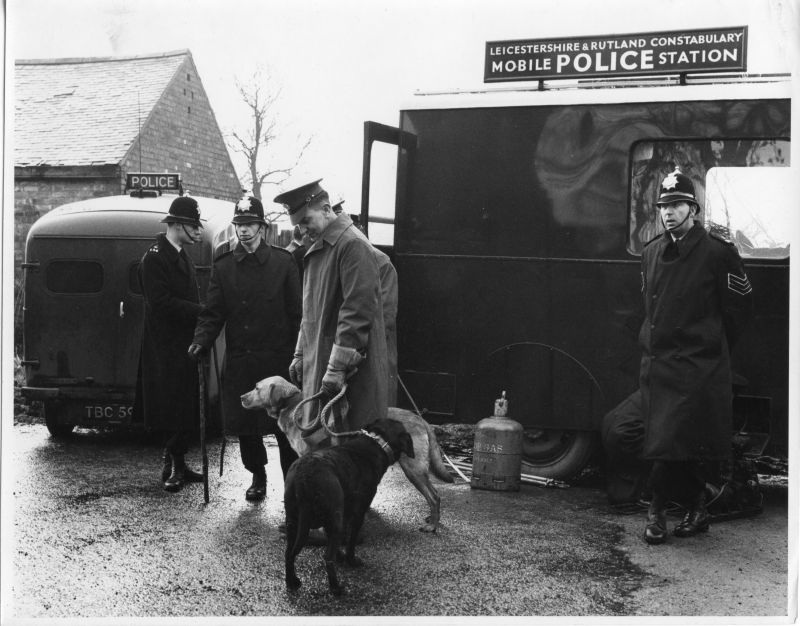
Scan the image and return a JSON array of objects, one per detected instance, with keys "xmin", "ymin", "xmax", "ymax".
[{"xmin": 15, "ymin": 50, "xmax": 189, "ymax": 167}]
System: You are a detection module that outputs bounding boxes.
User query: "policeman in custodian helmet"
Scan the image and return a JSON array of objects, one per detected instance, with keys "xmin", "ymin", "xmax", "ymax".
[
  {"xmin": 137, "ymin": 195, "xmax": 205, "ymax": 492},
  {"xmin": 190, "ymin": 194, "xmax": 301, "ymax": 501},
  {"xmin": 637, "ymin": 166, "xmax": 753, "ymax": 545}
]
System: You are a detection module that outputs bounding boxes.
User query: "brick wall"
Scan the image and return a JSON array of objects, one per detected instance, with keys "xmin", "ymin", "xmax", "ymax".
[{"xmin": 122, "ymin": 57, "xmax": 242, "ymax": 201}]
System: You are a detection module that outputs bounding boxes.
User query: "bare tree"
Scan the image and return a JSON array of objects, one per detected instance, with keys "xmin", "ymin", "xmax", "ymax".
[{"xmin": 227, "ymin": 67, "xmax": 312, "ymax": 214}]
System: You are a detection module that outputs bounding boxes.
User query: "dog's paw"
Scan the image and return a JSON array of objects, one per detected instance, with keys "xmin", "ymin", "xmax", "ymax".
[{"xmin": 419, "ymin": 522, "xmax": 438, "ymax": 533}]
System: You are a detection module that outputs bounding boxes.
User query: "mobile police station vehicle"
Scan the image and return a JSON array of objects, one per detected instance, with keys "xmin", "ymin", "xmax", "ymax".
[
  {"xmin": 359, "ymin": 26, "xmax": 790, "ymax": 478},
  {"xmin": 20, "ymin": 173, "xmax": 236, "ymax": 436}
]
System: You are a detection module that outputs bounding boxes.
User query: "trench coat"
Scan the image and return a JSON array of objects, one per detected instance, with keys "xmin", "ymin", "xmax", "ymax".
[
  {"xmin": 374, "ymin": 247, "xmax": 398, "ymax": 405},
  {"xmin": 298, "ymin": 213, "xmax": 388, "ymax": 431},
  {"xmin": 136, "ymin": 233, "xmax": 202, "ymax": 432},
  {"xmin": 638, "ymin": 222, "xmax": 753, "ymax": 461},
  {"xmin": 193, "ymin": 240, "xmax": 302, "ymax": 436}
]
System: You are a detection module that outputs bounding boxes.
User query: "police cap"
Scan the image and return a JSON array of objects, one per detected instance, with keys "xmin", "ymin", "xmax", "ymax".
[
  {"xmin": 657, "ymin": 167, "xmax": 698, "ymax": 207},
  {"xmin": 274, "ymin": 179, "xmax": 326, "ymax": 226},
  {"xmin": 161, "ymin": 196, "xmax": 202, "ymax": 227},
  {"xmin": 232, "ymin": 195, "xmax": 268, "ymax": 225}
]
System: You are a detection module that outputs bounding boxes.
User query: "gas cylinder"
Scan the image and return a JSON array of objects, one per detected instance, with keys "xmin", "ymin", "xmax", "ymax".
[{"xmin": 470, "ymin": 391, "xmax": 524, "ymax": 492}]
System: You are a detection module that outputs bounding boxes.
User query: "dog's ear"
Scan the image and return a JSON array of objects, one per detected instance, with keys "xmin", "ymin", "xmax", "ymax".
[{"xmin": 398, "ymin": 432, "xmax": 415, "ymax": 458}]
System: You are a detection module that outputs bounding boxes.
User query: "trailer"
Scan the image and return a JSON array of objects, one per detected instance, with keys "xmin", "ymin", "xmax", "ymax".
[{"xmin": 20, "ymin": 184, "xmax": 238, "ymax": 436}]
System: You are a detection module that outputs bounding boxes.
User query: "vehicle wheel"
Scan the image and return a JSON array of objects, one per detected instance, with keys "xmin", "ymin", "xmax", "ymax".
[
  {"xmin": 521, "ymin": 429, "xmax": 596, "ymax": 480},
  {"xmin": 44, "ymin": 402, "xmax": 74, "ymax": 438}
]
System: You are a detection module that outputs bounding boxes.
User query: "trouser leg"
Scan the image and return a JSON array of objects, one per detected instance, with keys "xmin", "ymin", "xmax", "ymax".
[{"xmin": 240, "ymin": 434, "xmax": 267, "ymax": 501}]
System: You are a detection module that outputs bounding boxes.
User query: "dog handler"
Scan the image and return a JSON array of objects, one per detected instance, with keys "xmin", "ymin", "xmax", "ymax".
[
  {"xmin": 135, "ymin": 196, "xmax": 205, "ymax": 492},
  {"xmin": 189, "ymin": 196, "xmax": 302, "ymax": 501},
  {"xmin": 639, "ymin": 167, "xmax": 753, "ymax": 544},
  {"xmin": 274, "ymin": 179, "xmax": 388, "ymax": 435}
]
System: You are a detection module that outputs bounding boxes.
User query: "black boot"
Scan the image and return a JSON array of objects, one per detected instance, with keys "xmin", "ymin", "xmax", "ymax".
[
  {"xmin": 245, "ymin": 467, "xmax": 267, "ymax": 501},
  {"xmin": 674, "ymin": 491, "xmax": 710, "ymax": 537},
  {"xmin": 160, "ymin": 449, "xmax": 172, "ymax": 483},
  {"xmin": 164, "ymin": 454, "xmax": 186, "ymax": 492},
  {"xmin": 643, "ymin": 495, "xmax": 667, "ymax": 545}
]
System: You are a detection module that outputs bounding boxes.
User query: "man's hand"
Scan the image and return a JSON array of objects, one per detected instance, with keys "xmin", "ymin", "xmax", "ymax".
[
  {"xmin": 321, "ymin": 367, "xmax": 347, "ymax": 397},
  {"xmin": 320, "ymin": 344, "xmax": 364, "ymax": 397},
  {"xmin": 289, "ymin": 356, "xmax": 303, "ymax": 387},
  {"xmin": 187, "ymin": 343, "xmax": 206, "ymax": 360}
]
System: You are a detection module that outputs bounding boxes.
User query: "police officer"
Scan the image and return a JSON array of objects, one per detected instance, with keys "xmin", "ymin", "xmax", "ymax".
[
  {"xmin": 135, "ymin": 196, "xmax": 205, "ymax": 492},
  {"xmin": 274, "ymin": 180, "xmax": 388, "ymax": 435},
  {"xmin": 639, "ymin": 167, "xmax": 753, "ymax": 544},
  {"xmin": 189, "ymin": 196, "xmax": 302, "ymax": 501}
]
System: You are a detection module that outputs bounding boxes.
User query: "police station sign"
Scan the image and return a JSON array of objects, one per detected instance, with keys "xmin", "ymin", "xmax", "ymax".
[{"xmin": 484, "ymin": 26, "xmax": 747, "ymax": 82}]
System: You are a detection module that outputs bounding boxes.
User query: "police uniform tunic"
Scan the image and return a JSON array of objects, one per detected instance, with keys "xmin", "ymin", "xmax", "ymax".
[
  {"xmin": 639, "ymin": 222, "xmax": 753, "ymax": 461},
  {"xmin": 193, "ymin": 240, "xmax": 302, "ymax": 436},
  {"xmin": 136, "ymin": 233, "xmax": 202, "ymax": 432}
]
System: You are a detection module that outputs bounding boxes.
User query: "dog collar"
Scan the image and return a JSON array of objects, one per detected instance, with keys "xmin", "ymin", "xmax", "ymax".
[{"xmin": 360, "ymin": 429, "xmax": 395, "ymax": 460}]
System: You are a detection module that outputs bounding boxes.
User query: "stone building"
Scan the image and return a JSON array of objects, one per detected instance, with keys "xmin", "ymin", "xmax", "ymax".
[{"xmin": 14, "ymin": 49, "xmax": 242, "ymax": 269}]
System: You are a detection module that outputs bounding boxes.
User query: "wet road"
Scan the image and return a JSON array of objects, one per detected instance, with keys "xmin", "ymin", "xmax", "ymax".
[{"xmin": 3, "ymin": 423, "xmax": 790, "ymax": 620}]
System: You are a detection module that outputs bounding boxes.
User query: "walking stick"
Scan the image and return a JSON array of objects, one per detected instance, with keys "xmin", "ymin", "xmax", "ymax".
[
  {"xmin": 212, "ymin": 342, "xmax": 226, "ymax": 476},
  {"xmin": 198, "ymin": 358, "xmax": 209, "ymax": 503}
]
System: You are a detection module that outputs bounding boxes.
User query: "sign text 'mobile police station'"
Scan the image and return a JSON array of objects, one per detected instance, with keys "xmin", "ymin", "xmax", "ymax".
[{"xmin": 484, "ymin": 26, "xmax": 747, "ymax": 82}]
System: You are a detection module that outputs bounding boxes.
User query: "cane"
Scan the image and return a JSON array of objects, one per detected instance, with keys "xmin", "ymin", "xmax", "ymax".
[
  {"xmin": 211, "ymin": 343, "xmax": 226, "ymax": 477},
  {"xmin": 198, "ymin": 358, "xmax": 210, "ymax": 504}
]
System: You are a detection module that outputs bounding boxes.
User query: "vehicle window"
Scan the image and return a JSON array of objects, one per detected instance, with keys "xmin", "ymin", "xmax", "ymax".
[
  {"xmin": 46, "ymin": 260, "xmax": 103, "ymax": 294},
  {"xmin": 628, "ymin": 139, "xmax": 790, "ymax": 258},
  {"xmin": 129, "ymin": 262, "xmax": 142, "ymax": 294}
]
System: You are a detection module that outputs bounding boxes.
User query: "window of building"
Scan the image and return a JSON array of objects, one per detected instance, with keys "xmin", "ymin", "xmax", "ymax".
[{"xmin": 628, "ymin": 139, "xmax": 790, "ymax": 259}]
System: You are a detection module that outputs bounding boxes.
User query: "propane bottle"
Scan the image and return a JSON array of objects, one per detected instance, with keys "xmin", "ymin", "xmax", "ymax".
[{"xmin": 470, "ymin": 391, "xmax": 524, "ymax": 492}]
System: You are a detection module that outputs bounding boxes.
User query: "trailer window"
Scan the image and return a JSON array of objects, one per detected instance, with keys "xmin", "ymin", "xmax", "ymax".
[
  {"xmin": 628, "ymin": 139, "xmax": 790, "ymax": 258},
  {"xmin": 46, "ymin": 260, "xmax": 103, "ymax": 294}
]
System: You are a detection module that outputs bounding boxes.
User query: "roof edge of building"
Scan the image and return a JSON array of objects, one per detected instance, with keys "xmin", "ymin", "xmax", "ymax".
[{"xmin": 15, "ymin": 49, "xmax": 191, "ymax": 66}]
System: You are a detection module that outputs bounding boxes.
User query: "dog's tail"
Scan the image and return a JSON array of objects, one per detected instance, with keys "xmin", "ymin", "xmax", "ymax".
[{"xmin": 426, "ymin": 421, "xmax": 455, "ymax": 483}]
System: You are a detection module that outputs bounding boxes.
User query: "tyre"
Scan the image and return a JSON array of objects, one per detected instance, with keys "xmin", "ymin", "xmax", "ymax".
[
  {"xmin": 521, "ymin": 428, "xmax": 597, "ymax": 480},
  {"xmin": 43, "ymin": 402, "xmax": 75, "ymax": 438}
]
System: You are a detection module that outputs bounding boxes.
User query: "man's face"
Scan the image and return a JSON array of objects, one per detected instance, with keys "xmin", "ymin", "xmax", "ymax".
[
  {"xmin": 235, "ymin": 222, "xmax": 262, "ymax": 245},
  {"xmin": 297, "ymin": 204, "xmax": 333, "ymax": 241},
  {"xmin": 659, "ymin": 201, "xmax": 695, "ymax": 237},
  {"xmin": 175, "ymin": 222, "xmax": 203, "ymax": 245}
]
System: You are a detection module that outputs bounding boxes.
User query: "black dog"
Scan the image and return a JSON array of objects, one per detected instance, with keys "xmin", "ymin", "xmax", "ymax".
[{"xmin": 284, "ymin": 418, "xmax": 414, "ymax": 595}]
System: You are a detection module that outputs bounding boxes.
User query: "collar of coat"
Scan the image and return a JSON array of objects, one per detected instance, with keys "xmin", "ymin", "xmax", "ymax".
[
  {"xmin": 307, "ymin": 212, "xmax": 354, "ymax": 254},
  {"xmin": 156, "ymin": 232, "xmax": 189, "ymax": 273},
  {"xmin": 657, "ymin": 221, "xmax": 704, "ymax": 257},
  {"xmin": 233, "ymin": 239, "xmax": 271, "ymax": 264}
]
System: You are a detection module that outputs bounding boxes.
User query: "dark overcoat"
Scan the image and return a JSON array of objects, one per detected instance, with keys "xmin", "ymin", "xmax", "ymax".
[
  {"xmin": 297, "ymin": 213, "xmax": 388, "ymax": 431},
  {"xmin": 639, "ymin": 223, "xmax": 753, "ymax": 461},
  {"xmin": 193, "ymin": 240, "xmax": 302, "ymax": 436},
  {"xmin": 136, "ymin": 233, "xmax": 202, "ymax": 432}
]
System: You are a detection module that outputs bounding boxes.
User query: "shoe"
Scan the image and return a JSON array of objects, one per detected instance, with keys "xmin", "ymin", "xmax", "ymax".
[
  {"xmin": 160, "ymin": 449, "xmax": 172, "ymax": 483},
  {"xmin": 674, "ymin": 493, "xmax": 710, "ymax": 537},
  {"xmin": 643, "ymin": 496, "xmax": 667, "ymax": 545},
  {"xmin": 183, "ymin": 467, "xmax": 205, "ymax": 483},
  {"xmin": 245, "ymin": 469, "xmax": 267, "ymax": 501},
  {"xmin": 164, "ymin": 455, "xmax": 186, "ymax": 492}
]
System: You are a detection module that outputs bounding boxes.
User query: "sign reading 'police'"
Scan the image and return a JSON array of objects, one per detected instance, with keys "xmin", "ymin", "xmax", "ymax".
[
  {"xmin": 484, "ymin": 26, "xmax": 747, "ymax": 82},
  {"xmin": 126, "ymin": 172, "xmax": 182, "ymax": 191}
]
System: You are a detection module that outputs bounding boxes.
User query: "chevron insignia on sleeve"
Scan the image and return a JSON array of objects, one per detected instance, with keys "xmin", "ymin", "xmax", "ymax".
[{"xmin": 728, "ymin": 272, "xmax": 752, "ymax": 295}]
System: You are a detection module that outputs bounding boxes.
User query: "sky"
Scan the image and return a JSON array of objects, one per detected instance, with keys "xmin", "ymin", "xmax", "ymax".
[{"xmin": 7, "ymin": 0, "xmax": 799, "ymax": 226}]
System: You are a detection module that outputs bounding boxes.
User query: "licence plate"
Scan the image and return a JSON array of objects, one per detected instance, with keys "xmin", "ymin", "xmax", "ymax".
[{"xmin": 83, "ymin": 404, "xmax": 134, "ymax": 423}]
